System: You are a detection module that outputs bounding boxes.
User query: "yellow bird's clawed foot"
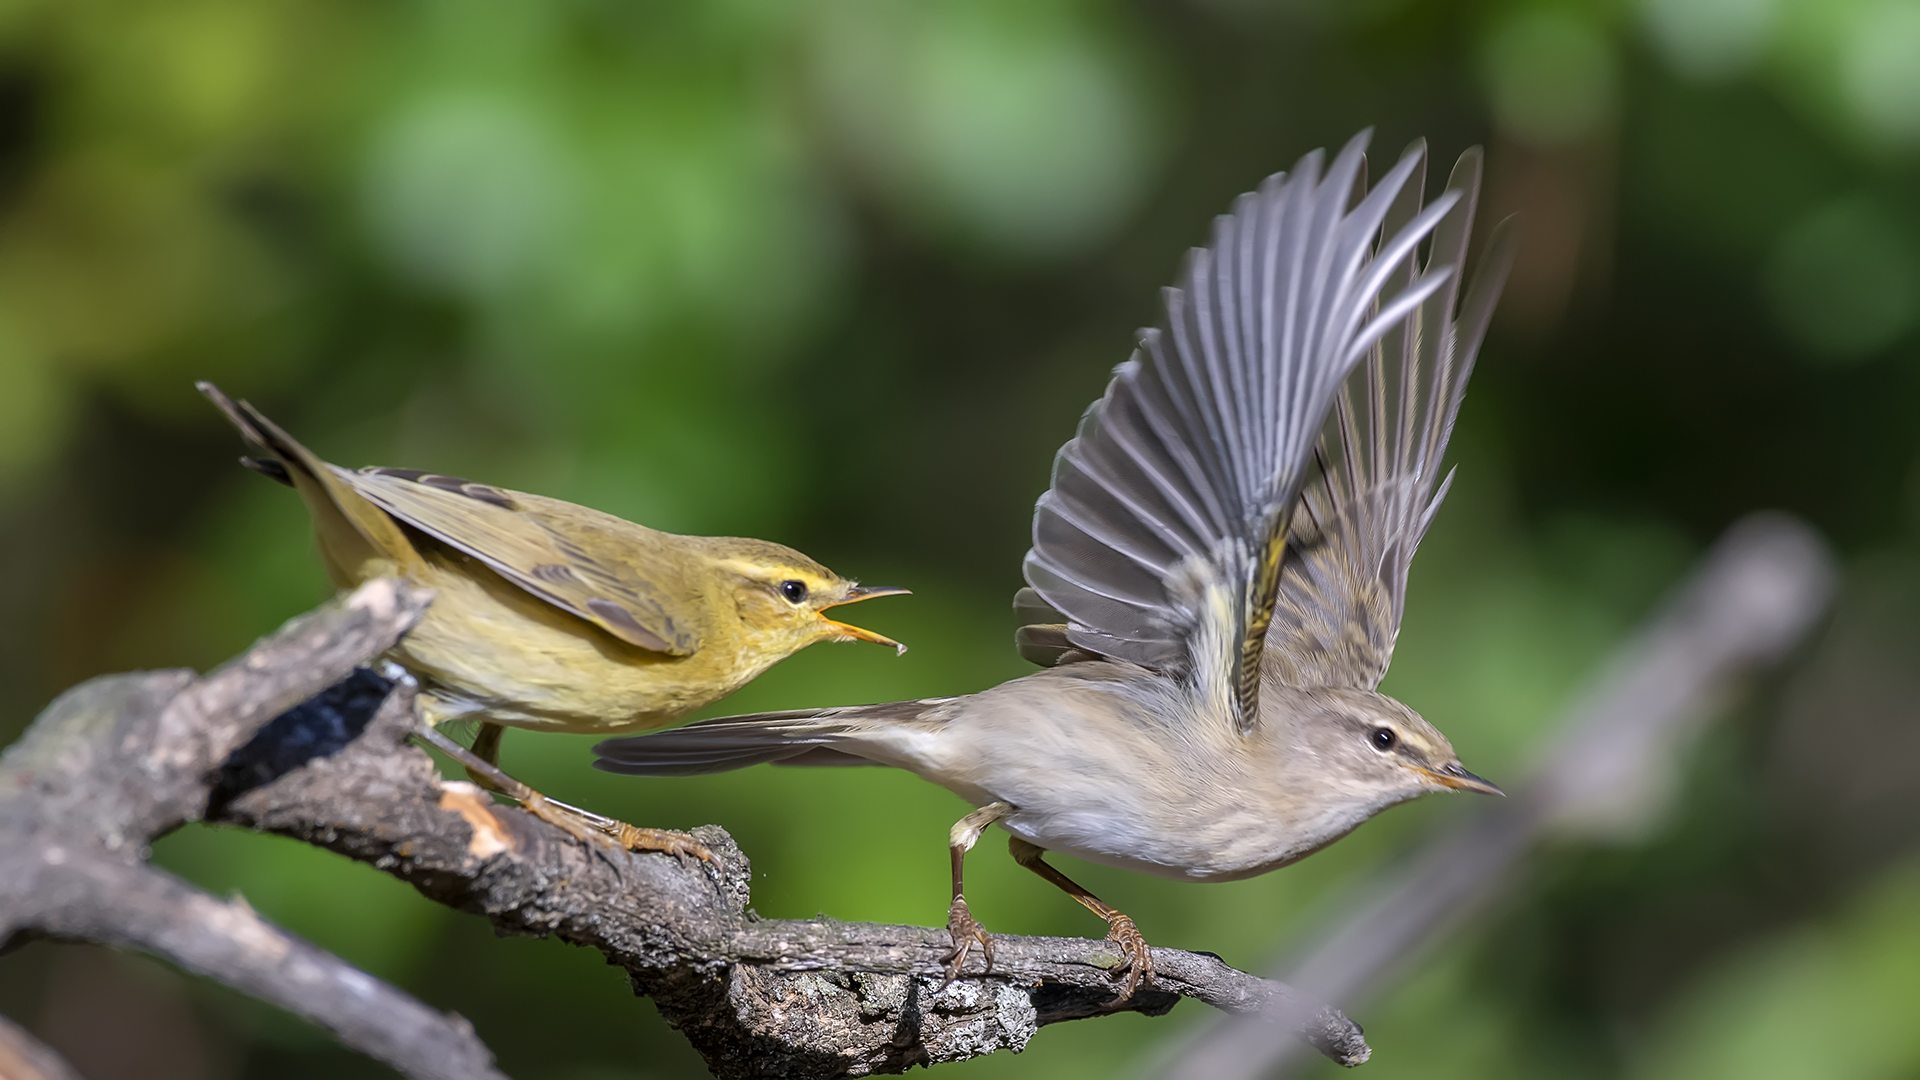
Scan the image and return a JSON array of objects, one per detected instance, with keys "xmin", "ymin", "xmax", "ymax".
[
  {"xmin": 940, "ymin": 897, "xmax": 994, "ymax": 988},
  {"xmin": 412, "ymin": 724, "xmax": 712, "ymax": 863},
  {"xmin": 515, "ymin": 791, "xmax": 615, "ymax": 848},
  {"xmin": 600, "ymin": 820, "xmax": 716, "ymax": 863},
  {"xmin": 1101, "ymin": 913, "xmax": 1154, "ymax": 1005},
  {"xmin": 529, "ymin": 793, "xmax": 716, "ymax": 863}
]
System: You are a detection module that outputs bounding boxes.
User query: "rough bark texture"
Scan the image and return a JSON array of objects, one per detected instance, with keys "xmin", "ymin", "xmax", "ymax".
[
  {"xmin": 0, "ymin": 579, "xmax": 1367, "ymax": 1078},
  {"xmin": 0, "ymin": 580, "xmax": 505, "ymax": 1080}
]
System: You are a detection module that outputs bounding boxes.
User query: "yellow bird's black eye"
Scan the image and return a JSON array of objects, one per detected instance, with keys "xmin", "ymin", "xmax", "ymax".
[
  {"xmin": 1371, "ymin": 728, "xmax": 1396, "ymax": 751},
  {"xmin": 780, "ymin": 580, "xmax": 809, "ymax": 604}
]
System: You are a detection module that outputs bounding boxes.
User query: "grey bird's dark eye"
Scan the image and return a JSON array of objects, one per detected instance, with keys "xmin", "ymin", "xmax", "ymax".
[
  {"xmin": 1371, "ymin": 728, "xmax": 1397, "ymax": 751},
  {"xmin": 780, "ymin": 580, "xmax": 809, "ymax": 604}
]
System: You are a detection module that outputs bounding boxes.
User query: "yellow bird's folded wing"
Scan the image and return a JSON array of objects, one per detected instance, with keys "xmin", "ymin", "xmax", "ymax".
[{"xmin": 342, "ymin": 467, "xmax": 700, "ymax": 656}]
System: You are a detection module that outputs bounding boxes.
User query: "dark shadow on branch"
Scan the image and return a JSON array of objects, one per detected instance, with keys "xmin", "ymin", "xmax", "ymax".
[
  {"xmin": 208, "ymin": 665, "xmax": 393, "ymax": 815},
  {"xmin": 0, "ymin": 581, "xmax": 504, "ymax": 1080}
]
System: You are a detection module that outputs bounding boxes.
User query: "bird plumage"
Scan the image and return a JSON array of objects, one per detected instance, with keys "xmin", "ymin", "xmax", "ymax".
[
  {"xmin": 594, "ymin": 131, "xmax": 1515, "ymax": 990},
  {"xmin": 1265, "ymin": 145, "xmax": 1515, "ymax": 690},
  {"xmin": 200, "ymin": 382, "xmax": 906, "ymax": 736},
  {"xmin": 596, "ymin": 668, "xmax": 1462, "ymax": 881},
  {"xmin": 1021, "ymin": 134, "xmax": 1461, "ymax": 730}
]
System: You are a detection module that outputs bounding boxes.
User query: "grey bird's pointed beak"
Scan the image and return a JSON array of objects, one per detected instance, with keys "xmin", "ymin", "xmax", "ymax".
[{"xmin": 1420, "ymin": 761, "xmax": 1505, "ymax": 797}]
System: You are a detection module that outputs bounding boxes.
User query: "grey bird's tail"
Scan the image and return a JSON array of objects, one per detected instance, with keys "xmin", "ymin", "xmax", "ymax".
[{"xmin": 592, "ymin": 700, "xmax": 950, "ymax": 776}]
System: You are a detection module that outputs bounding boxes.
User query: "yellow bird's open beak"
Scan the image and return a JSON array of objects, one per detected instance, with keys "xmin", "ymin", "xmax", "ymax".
[
  {"xmin": 1416, "ymin": 761, "xmax": 1505, "ymax": 796},
  {"xmin": 819, "ymin": 585, "xmax": 911, "ymax": 655}
]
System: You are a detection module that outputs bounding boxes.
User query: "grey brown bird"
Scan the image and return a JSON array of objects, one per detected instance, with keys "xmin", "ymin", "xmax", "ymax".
[
  {"xmin": 595, "ymin": 132, "xmax": 1515, "ymax": 993},
  {"xmin": 201, "ymin": 383, "xmax": 906, "ymax": 856}
]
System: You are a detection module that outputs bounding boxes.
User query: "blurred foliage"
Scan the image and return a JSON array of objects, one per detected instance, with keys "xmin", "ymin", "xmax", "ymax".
[{"xmin": 0, "ymin": 0, "xmax": 1918, "ymax": 1078}]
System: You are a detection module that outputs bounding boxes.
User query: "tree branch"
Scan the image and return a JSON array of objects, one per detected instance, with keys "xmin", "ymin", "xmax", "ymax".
[
  {"xmin": 0, "ymin": 580, "xmax": 505, "ymax": 1080},
  {"xmin": 2, "ymin": 835, "xmax": 499, "ymax": 1079},
  {"xmin": 0, "ymin": 577, "xmax": 1368, "ymax": 1077},
  {"xmin": 215, "ymin": 665, "xmax": 1370, "ymax": 1075},
  {"xmin": 0, "ymin": 1014, "xmax": 80, "ymax": 1080}
]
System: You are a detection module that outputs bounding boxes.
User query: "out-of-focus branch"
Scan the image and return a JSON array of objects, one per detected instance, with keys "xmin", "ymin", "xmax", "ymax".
[
  {"xmin": 1152, "ymin": 512, "xmax": 1836, "ymax": 1080},
  {"xmin": 0, "ymin": 580, "xmax": 505, "ymax": 1080},
  {"xmin": 0, "ymin": 575, "xmax": 1367, "ymax": 1077},
  {"xmin": 0, "ymin": 1014, "xmax": 80, "ymax": 1080}
]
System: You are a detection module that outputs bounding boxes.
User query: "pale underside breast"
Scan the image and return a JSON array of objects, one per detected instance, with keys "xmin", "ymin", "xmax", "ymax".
[
  {"xmin": 879, "ymin": 671, "xmax": 1356, "ymax": 882},
  {"xmin": 389, "ymin": 550, "xmax": 737, "ymax": 734}
]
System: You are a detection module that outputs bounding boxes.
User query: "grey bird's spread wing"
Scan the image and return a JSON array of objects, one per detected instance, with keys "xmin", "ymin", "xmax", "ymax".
[
  {"xmin": 1019, "ymin": 131, "xmax": 1462, "ymax": 730},
  {"xmin": 1264, "ymin": 147, "xmax": 1517, "ymax": 690}
]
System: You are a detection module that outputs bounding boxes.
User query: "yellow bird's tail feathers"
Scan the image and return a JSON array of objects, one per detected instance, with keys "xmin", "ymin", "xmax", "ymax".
[{"xmin": 198, "ymin": 381, "xmax": 424, "ymax": 584}]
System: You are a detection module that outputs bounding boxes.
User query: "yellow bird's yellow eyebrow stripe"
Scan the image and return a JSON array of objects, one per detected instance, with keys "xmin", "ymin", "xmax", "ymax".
[{"xmin": 705, "ymin": 559, "xmax": 829, "ymax": 587}]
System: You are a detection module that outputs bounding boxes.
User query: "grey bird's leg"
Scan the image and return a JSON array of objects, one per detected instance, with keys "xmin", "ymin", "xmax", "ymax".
[
  {"xmin": 941, "ymin": 801, "xmax": 1011, "ymax": 987},
  {"xmin": 1008, "ymin": 836, "xmax": 1153, "ymax": 1002}
]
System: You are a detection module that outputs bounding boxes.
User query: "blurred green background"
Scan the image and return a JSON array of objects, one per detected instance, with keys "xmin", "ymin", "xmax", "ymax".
[{"xmin": 2, "ymin": 0, "xmax": 1919, "ymax": 1077}]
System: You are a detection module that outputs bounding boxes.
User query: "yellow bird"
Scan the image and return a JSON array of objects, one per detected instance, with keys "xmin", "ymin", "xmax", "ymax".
[{"xmin": 200, "ymin": 381, "xmax": 906, "ymax": 855}]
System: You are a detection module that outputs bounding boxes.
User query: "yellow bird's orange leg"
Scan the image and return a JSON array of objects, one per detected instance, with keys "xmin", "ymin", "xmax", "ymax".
[
  {"xmin": 469, "ymin": 721, "xmax": 506, "ymax": 772},
  {"xmin": 415, "ymin": 723, "xmax": 713, "ymax": 862},
  {"xmin": 1008, "ymin": 836, "xmax": 1152, "ymax": 1003}
]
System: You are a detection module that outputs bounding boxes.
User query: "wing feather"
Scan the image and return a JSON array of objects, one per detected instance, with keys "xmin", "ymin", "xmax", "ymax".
[
  {"xmin": 343, "ymin": 468, "xmax": 701, "ymax": 655},
  {"xmin": 1019, "ymin": 131, "xmax": 1462, "ymax": 730},
  {"xmin": 1265, "ymin": 146, "xmax": 1518, "ymax": 690}
]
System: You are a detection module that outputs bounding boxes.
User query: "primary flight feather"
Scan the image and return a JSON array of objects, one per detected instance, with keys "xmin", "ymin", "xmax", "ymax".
[{"xmin": 596, "ymin": 131, "xmax": 1516, "ymax": 997}]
